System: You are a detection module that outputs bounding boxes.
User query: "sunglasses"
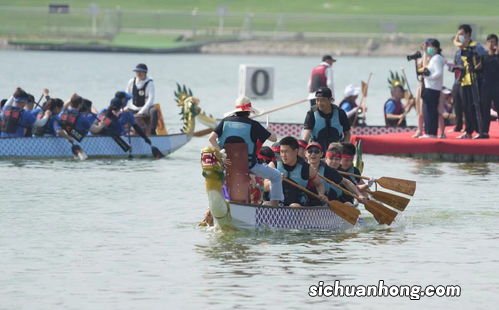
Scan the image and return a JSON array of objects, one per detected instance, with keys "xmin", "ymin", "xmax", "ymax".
[{"xmin": 307, "ymin": 148, "xmax": 321, "ymax": 154}]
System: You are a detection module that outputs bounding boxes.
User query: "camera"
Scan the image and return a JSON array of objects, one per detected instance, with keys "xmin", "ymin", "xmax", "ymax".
[{"xmin": 406, "ymin": 51, "xmax": 422, "ymax": 61}]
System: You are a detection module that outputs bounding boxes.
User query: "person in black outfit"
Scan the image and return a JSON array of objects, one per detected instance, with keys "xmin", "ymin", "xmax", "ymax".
[
  {"xmin": 478, "ymin": 34, "xmax": 499, "ymax": 138},
  {"xmin": 452, "ymin": 24, "xmax": 488, "ymax": 139},
  {"xmin": 302, "ymin": 87, "xmax": 351, "ymax": 152}
]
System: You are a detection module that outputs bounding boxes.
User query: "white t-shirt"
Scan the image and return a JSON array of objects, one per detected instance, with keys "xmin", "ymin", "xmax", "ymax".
[
  {"xmin": 125, "ymin": 77, "xmax": 155, "ymax": 114},
  {"xmin": 424, "ymin": 54, "xmax": 444, "ymax": 91}
]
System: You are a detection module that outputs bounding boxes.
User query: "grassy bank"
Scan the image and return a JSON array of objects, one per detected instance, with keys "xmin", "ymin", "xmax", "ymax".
[
  {"xmin": 4, "ymin": 0, "xmax": 499, "ymax": 16},
  {"xmin": 1, "ymin": 0, "xmax": 498, "ymax": 51}
]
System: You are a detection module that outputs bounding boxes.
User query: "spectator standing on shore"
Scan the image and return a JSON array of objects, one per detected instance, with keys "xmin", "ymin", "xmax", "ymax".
[
  {"xmin": 419, "ymin": 38, "xmax": 445, "ymax": 138},
  {"xmin": 307, "ymin": 55, "xmax": 335, "ymax": 107},
  {"xmin": 452, "ymin": 24, "xmax": 487, "ymax": 139},
  {"xmin": 478, "ymin": 33, "xmax": 499, "ymax": 138}
]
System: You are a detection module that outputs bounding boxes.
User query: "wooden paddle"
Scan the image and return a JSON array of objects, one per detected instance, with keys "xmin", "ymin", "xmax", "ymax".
[
  {"xmin": 368, "ymin": 190, "xmax": 410, "ymax": 211},
  {"xmin": 193, "ymin": 127, "xmax": 213, "ymax": 137},
  {"xmin": 69, "ymin": 140, "xmax": 87, "ymax": 160},
  {"xmin": 338, "ymin": 171, "xmax": 416, "ymax": 196},
  {"xmin": 129, "ymin": 118, "xmax": 165, "ymax": 159},
  {"xmin": 251, "ymin": 98, "xmax": 308, "ymax": 119},
  {"xmin": 353, "ymin": 73, "xmax": 372, "ymax": 126},
  {"xmin": 282, "ymin": 177, "xmax": 360, "ymax": 226},
  {"xmin": 194, "ymin": 98, "xmax": 308, "ymax": 137},
  {"xmin": 317, "ymin": 175, "xmax": 398, "ymax": 225}
]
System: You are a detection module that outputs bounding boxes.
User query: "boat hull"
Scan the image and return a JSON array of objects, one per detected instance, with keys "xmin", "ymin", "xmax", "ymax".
[
  {"xmin": 229, "ymin": 202, "xmax": 354, "ymax": 231},
  {"xmin": 0, "ymin": 134, "xmax": 190, "ymax": 159},
  {"xmin": 351, "ymin": 122, "xmax": 499, "ymax": 162}
]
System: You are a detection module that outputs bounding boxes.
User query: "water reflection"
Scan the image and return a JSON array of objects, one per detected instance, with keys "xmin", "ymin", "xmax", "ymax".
[
  {"xmin": 456, "ymin": 162, "xmax": 493, "ymax": 176},
  {"xmin": 196, "ymin": 220, "xmax": 409, "ymax": 269},
  {"xmin": 410, "ymin": 160, "xmax": 446, "ymax": 176}
]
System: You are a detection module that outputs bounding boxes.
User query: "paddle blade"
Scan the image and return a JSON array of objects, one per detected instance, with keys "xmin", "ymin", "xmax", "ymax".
[
  {"xmin": 151, "ymin": 146, "xmax": 165, "ymax": 159},
  {"xmin": 370, "ymin": 190, "xmax": 410, "ymax": 211},
  {"xmin": 71, "ymin": 145, "xmax": 87, "ymax": 161},
  {"xmin": 328, "ymin": 200, "xmax": 360, "ymax": 226},
  {"xmin": 361, "ymin": 80, "xmax": 368, "ymax": 97},
  {"xmin": 364, "ymin": 200, "xmax": 398, "ymax": 225},
  {"xmin": 376, "ymin": 177, "xmax": 416, "ymax": 196}
]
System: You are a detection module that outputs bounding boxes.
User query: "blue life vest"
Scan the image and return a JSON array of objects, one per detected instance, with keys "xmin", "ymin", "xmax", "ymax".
[
  {"xmin": 345, "ymin": 166, "xmax": 360, "ymax": 184},
  {"xmin": 1, "ymin": 106, "xmax": 23, "ymax": 133},
  {"xmin": 384, "ymin": 99, "xmax": 406, "ymax": 127},
  {"xmin": 318, "ymin": 162, "xmax": 344, "ymax": 200},
  {"xmin": 311, "ymin": 107, "xmax": 343, "ymax": 150},
  {"xmin": 317, "ymin": 164, "xmax": 330, "ymax": 193},
  {"xmin": 59, "ymin": 109, "xmax": 80, "ymax": 131},
  {"xmin": 328, "ymin": 166, "xmax": 344, "ymax": 200},
  {"xmin": 98, "ymin": 109, "xmax": 122, "ymax": 136},
  {"xmin": 33, "ymin": 114, "xmax": 57, "ymax": 136},
  {"xmin": 218, "ymin": 120, "xmax": 256, "ymax": 167},
  {"xmin": 338, "ymin": 166, "xmax": 359, "ymax": 203},
  {"xmin": 277, "ymin": 159, "xmax": 309, "ymax": 206},
  {"xmin": 58, "ymin": 108, "xmax": 87, "ymax": 141}
]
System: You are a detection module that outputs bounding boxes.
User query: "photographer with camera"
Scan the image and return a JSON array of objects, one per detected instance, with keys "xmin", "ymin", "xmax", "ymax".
[
  {"xmin": 452, "ymin": 24, "xmax": 487, "ymax": 139},
  {"xmin": 416, "ymin": 39, "xmax": 445, "ymax": 138},
  {"xmin": 406, "ymin": 47, "xmax": 426, "ymax": 137}
]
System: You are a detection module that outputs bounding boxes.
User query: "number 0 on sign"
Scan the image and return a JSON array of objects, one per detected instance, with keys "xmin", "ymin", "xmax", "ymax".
[{"xmin": 239, "ymin": 65, "xmax": 274, "ymax": 99}]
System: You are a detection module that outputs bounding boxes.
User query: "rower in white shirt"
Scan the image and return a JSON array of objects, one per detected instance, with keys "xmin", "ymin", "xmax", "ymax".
[{"xmin": 125, "ymin": 63, "xmax": 159, "ymax": 135}]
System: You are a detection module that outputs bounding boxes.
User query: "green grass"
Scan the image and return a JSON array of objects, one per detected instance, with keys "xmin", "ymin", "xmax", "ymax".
[
  {"xmin": 2, "ymin": 0, "xmax": 499, "ymax": 16},
  {"xmin": 111, "ymin": 33, "xmax": 188, "ymax": 48},
  {"xmin": 9, "ymin": 33, "xmax": 190, "ymax": 48},
  {"xmin": 1, "ymin": 0, "xmax": 498, "ymax": 49}
]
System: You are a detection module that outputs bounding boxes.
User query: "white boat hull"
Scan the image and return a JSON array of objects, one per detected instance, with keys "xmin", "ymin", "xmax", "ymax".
[
  {"xmin": 0, "ymin": 133, "xmax": 190, "ymax": 159},
  {"xmin": 229, "ymin": 202, "xmax": 354, "ymax": 231}
]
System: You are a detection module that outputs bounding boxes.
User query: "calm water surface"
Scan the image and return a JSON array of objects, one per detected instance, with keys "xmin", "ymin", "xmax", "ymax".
[{"xmin": 0, "ymin": 51, "xmax": 498, "ymax": 309}]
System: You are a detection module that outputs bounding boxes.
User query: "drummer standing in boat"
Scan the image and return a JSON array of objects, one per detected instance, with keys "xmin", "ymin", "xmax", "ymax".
[
  {"xmin": 307, "ymin": 55, "xmax": 336, "ymax": 107},
  {"xmin": 208, "ymin": 96, "xmax": 284, "ymax": 207},
  {"xmin": 302, "ymin": 87, "xmax": 351, "ymax": 152},
  {"xmin": 125, "ymin": 63, "xmax": 159, "ymax": 135}
]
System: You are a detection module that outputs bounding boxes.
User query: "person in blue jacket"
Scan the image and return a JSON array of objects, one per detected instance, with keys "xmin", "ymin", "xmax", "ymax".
[{"xmin": 1, "ymin": 88, "xmax": 42, "ymax": 138}]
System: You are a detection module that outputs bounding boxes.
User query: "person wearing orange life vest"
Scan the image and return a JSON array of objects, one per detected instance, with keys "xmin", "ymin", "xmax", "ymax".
[{"xmin": 308, "ymin": 55, "xmax": 336, "ymax": 107}]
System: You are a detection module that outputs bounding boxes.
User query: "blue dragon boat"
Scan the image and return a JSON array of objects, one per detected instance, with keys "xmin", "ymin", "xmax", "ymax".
[
  {"xmin": 0, "ymin": 134, "xmax": 190, "ymax": 159},
  {"xmin": 0, "ymin": 84, "xmax": 211, "ymax": 160}
]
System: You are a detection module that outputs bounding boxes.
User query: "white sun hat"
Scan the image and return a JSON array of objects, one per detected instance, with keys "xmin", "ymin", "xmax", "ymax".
[
  {"xmin": 344, "ymin": 84, "xmax": 361, "ymax": 97},
  {"xmin": 223, "ymin": 96, "xmax": 261, "ymax": 117}
]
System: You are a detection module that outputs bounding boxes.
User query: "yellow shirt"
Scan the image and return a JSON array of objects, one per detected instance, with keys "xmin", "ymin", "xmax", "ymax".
[{"xmin": 460, "ymin": 42, "xmax": 478, "ymax": 87}]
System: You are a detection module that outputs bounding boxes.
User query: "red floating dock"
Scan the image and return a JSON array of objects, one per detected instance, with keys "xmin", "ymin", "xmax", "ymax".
[{"xmin": 352, "ymin": 121, "xmax": 499, "ymax": 162}]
